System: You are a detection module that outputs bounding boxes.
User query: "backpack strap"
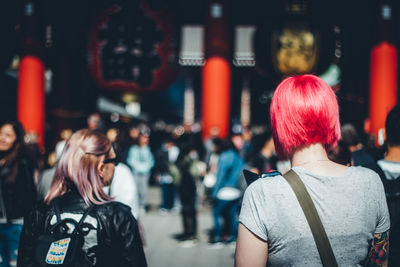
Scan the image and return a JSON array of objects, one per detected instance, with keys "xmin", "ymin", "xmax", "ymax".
[
  {"xmin": 51, "ymin": 198, "xmax": 95, "ymax": 235},
  {"xmin": 53, "ymin": 198, "xmax": 62, "ymax": 223},
  {"xmin": 71, "ymin": 204, "xmax": 95, "ymax": 235},
  {"xmin": 283, "ymin": 169, "xmax": 338, "ymax": 267},
  {"xmin": 77, "ymin": 205, "xmax": 94, "ymax": 228}
]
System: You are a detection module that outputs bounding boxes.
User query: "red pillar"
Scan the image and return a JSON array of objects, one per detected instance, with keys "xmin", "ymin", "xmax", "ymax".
[
  {"xmin": 17, "ymin": 56, "xmax": 45, "ymax": 147},
  {"xmin": 369, "ymin": 43, "xmax": 397, "ymax": 146},
  {"xmin": 369, "ymin": 2, "xmax": 397, "ymax": 146},
  {"xmin": 202, "ymin": 57, "xmax": 231, "ymax": 139},
  {"xmin": 202, "ymin": 2, "xmax": 230, "ymax": 140}
]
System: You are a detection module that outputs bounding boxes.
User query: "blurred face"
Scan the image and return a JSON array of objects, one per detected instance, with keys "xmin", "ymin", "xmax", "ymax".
[
  {"xmin": 60, "ymin": 129, "xmax": 72, "ymax": 140},
  {"xmin": 0, "ymin": 124, "xmax": 17, "ymax": 152},
  {"xmin": 232, "ymin": 135, "xmax": 243, "ymax": 150},
  {"xmin": 106, "ymin": 128, "xmax": 118, "ymax": 142},
  {"xmin": 129, "ymin": 128, "xmax": 140, "ymax": 139},
  {"xmin": 242, "ymin": 130, "xmax": 252, "ymax": 141},
  {"xmin": 87, "ymin": 114, "xmax": 100, "ymax": 130},
  {"xmin": 99, "ymin": 148, "xmax": 117, "ymax": 186},
  {"xmin": 139, "ymin": 134, "xmax": 149, "ymax": 146}
]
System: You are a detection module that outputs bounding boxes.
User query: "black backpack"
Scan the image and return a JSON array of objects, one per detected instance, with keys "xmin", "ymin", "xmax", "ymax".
[
  {"xmin": 34, "ymin": 200, "xmax": 95, "ymax": 267},
  {"xmin": 382, "ymin": 177, "xmax": 400, "ymax": 242}
]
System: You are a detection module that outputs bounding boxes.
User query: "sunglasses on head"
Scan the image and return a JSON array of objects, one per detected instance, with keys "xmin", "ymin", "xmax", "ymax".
[{"xmin": 103, "ymin": 157, "xmax": 119, "ymax": 165}]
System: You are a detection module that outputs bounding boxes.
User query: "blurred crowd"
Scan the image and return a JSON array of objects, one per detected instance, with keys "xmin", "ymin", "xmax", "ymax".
[{"xmin": 0, "ymin": 103, "xmax": 399, "ymax": 266}]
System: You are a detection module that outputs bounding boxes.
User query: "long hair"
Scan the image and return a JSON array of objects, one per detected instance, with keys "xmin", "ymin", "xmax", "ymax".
[
  {"xmin": 45, "ymin": 129, "xmax": 113, "ymax": 205},
  {"xmin": 0, "ymin": 120, "xmax": 26, "ymax": 183},
  {"xmin": 270, "ymin": 74, "xmax": 341, "ymax": 159}
]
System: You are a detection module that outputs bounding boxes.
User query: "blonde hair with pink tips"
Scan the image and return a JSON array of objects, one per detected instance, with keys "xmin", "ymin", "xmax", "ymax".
[{"xmin": 45, "ymin": 129, "xmax": 113, "ymax": 205}]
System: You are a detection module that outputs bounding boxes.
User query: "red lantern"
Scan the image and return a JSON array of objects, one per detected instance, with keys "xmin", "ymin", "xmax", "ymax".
[{"xmin": 88, "ymin": 0, "xmax": 177, "ymax": 92}]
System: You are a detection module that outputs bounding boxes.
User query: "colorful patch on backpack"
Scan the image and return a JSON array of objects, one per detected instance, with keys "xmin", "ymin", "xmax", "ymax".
[{"xmin": 45, "ymin": 238, "xmax": 71, "ymax": 265}]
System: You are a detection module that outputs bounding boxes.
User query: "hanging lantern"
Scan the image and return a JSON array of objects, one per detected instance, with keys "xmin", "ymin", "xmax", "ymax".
[
  {"xmin": 88, "ymin": 0, "xmax": 177, "ymax": 92},
  {"xmin": 271, "ymin": 22, "xmax": 319, "ymax": 76},
  {"xmin": 254, "ymin": 1, "xmax": 337, "ymax": 80}
]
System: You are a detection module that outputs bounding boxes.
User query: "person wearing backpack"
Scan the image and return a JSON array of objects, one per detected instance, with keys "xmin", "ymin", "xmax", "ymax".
[
  {"xmin": 17, "ymin": 129, "xmax": 147, "ymax": 267},
  {"xmin": 377, "ymin": 105, "xmax": 400, "ymax": 267}
]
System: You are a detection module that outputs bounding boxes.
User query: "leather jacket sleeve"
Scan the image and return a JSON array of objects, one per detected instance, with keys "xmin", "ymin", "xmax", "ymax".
[
  {"xmin": 17, "ymin": 202, "xmax": 47, "ymax": 267},
  {"xmin": 108, "ymin": 207, "xmax": 147, "ymax": 267}
]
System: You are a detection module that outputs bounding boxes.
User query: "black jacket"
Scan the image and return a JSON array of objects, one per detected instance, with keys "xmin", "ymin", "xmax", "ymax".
[
  {"xmin": 0, "ymin": 156, "xmax": 37, "ymax": 221},
  {"xmin": 17, "ymin": 190, "xmax": 147, "ymax": 267}
]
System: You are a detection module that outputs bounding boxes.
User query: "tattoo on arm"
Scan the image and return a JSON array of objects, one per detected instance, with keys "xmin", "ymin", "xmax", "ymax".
[{"xmin": 365, "ymin": 231, "xmax": 389, "ymax": 267}]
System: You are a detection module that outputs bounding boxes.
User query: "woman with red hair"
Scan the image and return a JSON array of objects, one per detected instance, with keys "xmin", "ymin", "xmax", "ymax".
[{"xmin": 235, "ymin": 75, "xmax": 390, "ymax": 266}]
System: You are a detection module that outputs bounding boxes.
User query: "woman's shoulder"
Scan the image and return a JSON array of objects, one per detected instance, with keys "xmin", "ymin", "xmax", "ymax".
[
  {"xmin": 244, "ymin": 172, "xmax": 285, "ymax": 196},
  {"xmin": 95, "ymin": 201, "xmax": 134, "ymax": 219},
  {"xmin": 349, "ymin": 166, "xmax": 382, "ymax": 183},
  {"xmin": 95, "ymin": 202, "xmax": 138, "ymax": 233},
  {"xmin": 25, "ymin": 200, "xmax": 51, "ymax": 226},
  {"xmin": 349, "ymin": 166, "xmax": 386, "ymax": 193}
]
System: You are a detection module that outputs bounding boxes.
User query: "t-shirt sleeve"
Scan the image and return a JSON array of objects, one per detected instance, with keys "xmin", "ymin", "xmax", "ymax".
[
  {"xmin": 238, "ymin": 182, "xmax": 269, "ymax": 241},
  {"xmin": 374, "ymin": 175, "xmax": 390, "ymax": 233}
]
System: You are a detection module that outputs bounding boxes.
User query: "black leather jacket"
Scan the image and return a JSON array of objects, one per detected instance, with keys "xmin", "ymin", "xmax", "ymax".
[
  {"xmin": 17, "ymin": 190, "xmax": 147, "ymax": 267},
  {"xmin": 0, "ymin": 156, "xmax": 36, "ymax": 221}
]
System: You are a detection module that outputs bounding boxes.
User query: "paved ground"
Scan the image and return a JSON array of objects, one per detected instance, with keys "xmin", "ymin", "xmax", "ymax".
[{"xmin": 140, "ymin": 186, "xmax": 235, "ymax": 267}]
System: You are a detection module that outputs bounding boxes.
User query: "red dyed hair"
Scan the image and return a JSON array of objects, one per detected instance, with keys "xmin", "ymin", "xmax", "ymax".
[{"xmin": 270, "ymin": 74, "xmax": 340, "ymax": 159}]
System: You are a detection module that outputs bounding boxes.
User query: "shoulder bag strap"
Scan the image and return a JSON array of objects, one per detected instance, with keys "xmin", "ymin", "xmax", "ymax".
[
  {"xmin": 78, "ymin": 205, "xmax": 94, "ymax": 226},
  {"xmin": 52, "ymin": 199, "xmax": 94, "ymax": 232},
  {"xmin": 53, "ymin": 198, "xmax": 62, "ymax": 223},
  {"xmin": 283, "ymin": 169, "xmax": 338, "ymax": 267}
]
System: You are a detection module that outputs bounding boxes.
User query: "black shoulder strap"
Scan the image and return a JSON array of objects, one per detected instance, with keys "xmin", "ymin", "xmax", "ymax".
[
  {"xmin": 78, "ymin": 205, "xmax": 94, "ymax": 226},
  {"xmin": 52, "ymin": 198, "xmax": 94, "ymax": 234},
  {"xmin": 283, "ymin": 170, "xmax": 338, "ymax": 267},
  {"xmin": 53, "ymin": 198, "xmax": 62, "ymax": 223}
]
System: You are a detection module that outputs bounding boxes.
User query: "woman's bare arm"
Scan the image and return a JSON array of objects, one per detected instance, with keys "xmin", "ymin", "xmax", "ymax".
[{"xmin": 235, "ymin": 223, "xmax": 268, "ymax": 267}]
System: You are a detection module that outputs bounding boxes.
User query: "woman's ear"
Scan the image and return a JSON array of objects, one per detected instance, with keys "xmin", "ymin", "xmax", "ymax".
[{"xmin": 97, "ymin": 162, "xmax": 105, "ymax": 178}]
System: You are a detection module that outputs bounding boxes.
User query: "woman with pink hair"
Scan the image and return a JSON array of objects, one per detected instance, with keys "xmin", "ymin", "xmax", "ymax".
[
  {"xmin": 235, "ymin": 75, "xmax": 390, "ymax": 266},
  {"xmin": 18, "ymin": 129, "xmax": 147, "ymax": 267}
]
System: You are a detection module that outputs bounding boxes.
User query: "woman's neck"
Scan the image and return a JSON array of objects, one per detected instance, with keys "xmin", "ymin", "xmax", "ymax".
[
  {"xmin": 291, "ymin": 143, "xmax": 330, "ymax": 167},
  {"xmin": 290, "ymin": 143, "xmax": 348, "ymax": 176}
]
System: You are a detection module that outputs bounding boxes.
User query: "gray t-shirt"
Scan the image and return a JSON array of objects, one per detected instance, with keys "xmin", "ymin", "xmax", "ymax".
[{"xmin": 239, "ymin": 166, "xmax": 390, "ymax": 266}]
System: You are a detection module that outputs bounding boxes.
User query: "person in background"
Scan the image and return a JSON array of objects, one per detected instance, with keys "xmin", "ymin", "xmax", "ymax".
[
  {"xmin": 154, "ymin": 136, "xmax": 180, "ymax": 214},
  {"xmin": 104, "ymin": 127, "xmax": 140, "ymax": 219},
  {"xmin": 341, "ymin": 123, "xmax": 382, "ymax": 172},
  {"xmin": 0, "ymin": 120, "xmax": 37, "ymax": 267},
  {"xmin": 37, "ymin": 149, "xmax": 63, "ymax": 201},
  {"xmin": 235, "ymin": 75, "xmax": 390, "ymax": 266},
  {"xmin": 209, "ymin": 138, "xmax": 244, "ymax": 246},
  {"xmin": 37, "ymin": 129, "xmax": 73, "ymax": 200},
  {"xmin": 24, "ymin": 132, "xmax": 44, "ymax": 184},
  {"xmin": 248, "ymin": 131, "xmax": 278, "ymax": 174},
  {"xmin": 86, "ymin": 112, "xmax": 103, "ymax": 133},
  {"xmin": 231, "ymin": 128, "xmax": 244, "ymax": 158},
  {"xmin": 241, "ymin": 127, "xmax": 253, "ymax": 162},
  {"xmin": 55, "ymin": 128, "xmax": 72, "ymax": 160},
  {"xmin": 18, "ymin": 129, "xmax": 147, "ymax": 267},
  {"xmin": 203, "ymin": 126, "xmax": 220, "ymax": 167},
  {"xmin": 174, "ymin": 138, "xmax": 203, "ymax": 246},
  {"xmin": 327, "ymin": 140, "xmax": 352, "ymax": 166},
  {"xmin": 377, "ymin": 105, "xmax": 400, "ymax": 267},
  {"xmin": 127, "ymin": 128, "xmax": 155, "ymax": 214},
  {"xmin": 341, "ymin": 123, "xmax": 385, "ymax": 179}
]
